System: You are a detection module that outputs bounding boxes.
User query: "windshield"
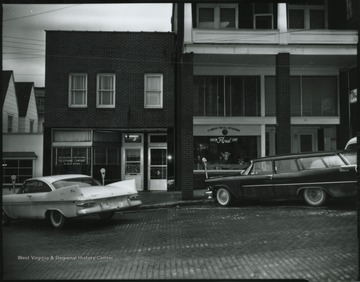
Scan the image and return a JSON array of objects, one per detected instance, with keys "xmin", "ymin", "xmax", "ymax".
[{"xmin": 52, "ymin": 177, "xmax": 101, "ymax": 189}]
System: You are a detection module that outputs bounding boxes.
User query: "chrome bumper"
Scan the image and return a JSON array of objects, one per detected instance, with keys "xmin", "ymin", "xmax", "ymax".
[{"xmin": 205, "ymin": 190, "xmax": 213, "ymax": 199}]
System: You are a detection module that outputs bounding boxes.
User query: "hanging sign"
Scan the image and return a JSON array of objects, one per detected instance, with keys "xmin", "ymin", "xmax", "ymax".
[{"xmin": 350, "ymin": 89, "xmax": 357, "ymax": 104}]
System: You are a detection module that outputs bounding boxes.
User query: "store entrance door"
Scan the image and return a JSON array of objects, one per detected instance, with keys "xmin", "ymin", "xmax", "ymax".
[
  {"xmin": 292, "ymin": 129, "xmax": 317, "ymax": 153},
  {"xmin": 148, "ymin": 147, "xmax": 167, "ymax": 191},
  {"xmin": 121, "ymin": 134, "xmax": 143, "ymax": 191}
]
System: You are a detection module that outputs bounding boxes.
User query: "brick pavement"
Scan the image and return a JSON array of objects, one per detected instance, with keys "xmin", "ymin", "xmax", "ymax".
[{"xmin": 2, "ymin": 200, "xmax": 358, "ymax": 281}]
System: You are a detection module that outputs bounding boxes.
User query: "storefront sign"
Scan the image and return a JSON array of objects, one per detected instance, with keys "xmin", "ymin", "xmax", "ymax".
[
  {"xmin": 210, "ymin": 137, "xmax": 239, "ymax": 144},
  {"xmin": 58, "ymin": 156, "xmax": 86, "ymax": 165},
  {"xmin": 350, "ymin": 89, "xmax": 357, "ymax": 104}
]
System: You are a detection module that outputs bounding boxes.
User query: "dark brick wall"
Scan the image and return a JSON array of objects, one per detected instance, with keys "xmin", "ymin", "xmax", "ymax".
[
  {"xmin": 45, "ymin": 31, "xmax": 175, "ymax": 129},
  {"xmin": 275, "ymin": 53, "xmax": 291, "ymax": 155},
  {"xmin": 176, "ymin": 53, "xmax": 194, "ymax": 200}
]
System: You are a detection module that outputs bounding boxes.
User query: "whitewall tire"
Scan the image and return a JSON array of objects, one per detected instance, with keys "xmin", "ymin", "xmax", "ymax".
[{"xmin": 303, "ymin": 188, "xmax": 327, "ymax": 207}]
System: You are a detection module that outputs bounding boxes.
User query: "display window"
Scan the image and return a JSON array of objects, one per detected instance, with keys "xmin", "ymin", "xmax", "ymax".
[{"xmin": 194, "ymin": 136, "xmax": 259, "ymax": 170}]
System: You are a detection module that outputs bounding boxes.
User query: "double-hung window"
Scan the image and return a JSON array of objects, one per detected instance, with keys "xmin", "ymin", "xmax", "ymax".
[
  {"xmin": 288, "ymin": 1, "xmax": 327, "ymax": 29},
  {"xmin": 69, "ymin": 73, "xmax": 87, "ymax": 107},
  {"xmin": 144, "ymin": 74, "xmax": 163, "ymax": 109},
  {"xmin": 97, "ymin": 74, "xmax": 115, "ymax": 108},
  {"xmin": 197, "ymin": 4, "xmax": 238, "ymax": 29}
]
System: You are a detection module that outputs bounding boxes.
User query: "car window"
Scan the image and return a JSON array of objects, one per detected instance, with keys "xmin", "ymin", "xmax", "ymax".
[
  {"xmin": 341, "ymin": 151, "xmax": 357, "ymax": 165},
  {"xmin": 300, "ymin": 157, "xmax": 326, "ymax": 169},
  {"xmin": 21, "ymin": 180, "xmax": 39, "ymax": 193},
  {"xmin": 275, "ymin": 159, "xmax": 299, "ymax": 174},
  {"xmin": 322, "ymin": 155, "xmax": 345, "ymax": 167},
  {"xmin": 250, "ymin": 161, "xmax": 273, "ymax": 175},
  {"xmin": 36, "ymin": 181, "xmax": 52, "ymax": 193},
  {"xmin": 300, "ymin": 155, "xmax": 345, "ymax": 169},
  {"xmin": 52, "ymin": 177, "xmax": 101, "ymax": 189}
]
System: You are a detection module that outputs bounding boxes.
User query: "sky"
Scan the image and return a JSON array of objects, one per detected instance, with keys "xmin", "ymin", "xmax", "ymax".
[{"xmin": 2, "ymin": 4, "xmax": 173, "ymax": 87}]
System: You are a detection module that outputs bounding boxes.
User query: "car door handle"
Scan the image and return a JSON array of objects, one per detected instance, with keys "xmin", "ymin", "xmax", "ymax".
[{"xmin": 27, "ymin": 195, "xmax": 32, "ymax": 198}]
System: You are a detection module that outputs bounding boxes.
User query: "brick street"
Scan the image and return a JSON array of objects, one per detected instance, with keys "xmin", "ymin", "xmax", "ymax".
[{"xmin": 2, "ymin": 199, "xmax": 358, "ymax": 281}]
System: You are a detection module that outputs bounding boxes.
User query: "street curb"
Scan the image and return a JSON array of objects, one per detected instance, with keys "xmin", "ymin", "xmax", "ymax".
[{"xmin": 138, "ymin": 199, "xmax": 214, "ymax": 210}]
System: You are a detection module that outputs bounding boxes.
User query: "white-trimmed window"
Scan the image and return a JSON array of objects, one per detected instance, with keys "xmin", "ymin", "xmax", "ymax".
[
  {"xmin": 69, "ymin": 73, "xmax": 87, "ymax": 107},
  {"xmin": 144, "ymin": 74, "xmax": 163, "ymax": 109},
  {"xmin": 97, "ymin": 74, "xmax": 116, "ymax": 108},
  {"xmin": 197, "ymin": 4, "xmax": 238, "ymax": 29},
  {"xmin": 288, "ymin": 1, "xmax": 327, "ymax": 29}
]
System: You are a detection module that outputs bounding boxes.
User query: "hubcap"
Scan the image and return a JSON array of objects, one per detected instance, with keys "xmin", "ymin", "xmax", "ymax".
[
  {"xmin": 307, "ymin": 189, "xmax": 322, "ymax": 202},
  {"xmin": 218, "ymin": 190, "xmax": 229, "ymax": 204}
]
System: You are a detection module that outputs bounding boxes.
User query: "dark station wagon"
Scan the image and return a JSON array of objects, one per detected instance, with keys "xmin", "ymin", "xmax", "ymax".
[{"xmin": 205, "ymin": 151, "xmax": 357, "ymax": 207}]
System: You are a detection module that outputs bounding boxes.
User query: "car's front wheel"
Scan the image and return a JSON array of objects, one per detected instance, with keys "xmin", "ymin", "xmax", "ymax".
[
  {"xmin": 303, "ymin": 188, "xmax": 327, "ymax": 207},
  {"xmin": 98, "ymin": 212, "xmax": 114, "ymax": 220},
  {"xmin": 49, "ymin": 210, "xmax": 66, "ymax": 229},
  {"xmin": 216, "ymin": 187, "xmax": 232, "ymax": 207},
  {"xmin": 2, "ymin": 209, "xmax": 11, "ymax": 226}
]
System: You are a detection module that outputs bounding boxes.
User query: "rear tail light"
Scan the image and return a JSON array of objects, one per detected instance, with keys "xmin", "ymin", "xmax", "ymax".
[
  {"xmin": 128, "ymin": 195, "xmax": 140, "ymax": 201},
  {"xmin": 76, "ymin": 201, "xmax": 95, "ymax": 208}
]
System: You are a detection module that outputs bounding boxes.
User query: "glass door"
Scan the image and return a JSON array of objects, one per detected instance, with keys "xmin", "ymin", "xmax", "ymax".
[
  {"xmin": 149, "ymin": 148, "xmax": 167, "ymax": 190},
  {"xmin": 122, "ymin": 134, "xmax": 143, "ymax": 191}
]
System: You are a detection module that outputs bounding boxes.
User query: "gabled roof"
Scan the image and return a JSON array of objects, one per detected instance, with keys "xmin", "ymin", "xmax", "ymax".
[
  {"xmin": 15, "ymin": 82, "xmax": 34, "ymax": 117},
  {"xmin": 2, "ymin": 71, "xmax": 13, "ymax": 107}
]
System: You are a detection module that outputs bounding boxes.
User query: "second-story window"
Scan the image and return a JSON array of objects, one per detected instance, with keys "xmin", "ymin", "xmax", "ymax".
[
  {"xmin": 144, "ymin": 74, "xmax": 163, "ymax": 109},
  {"xmin": 97, "ymin": 74, "xmax": 115, "ymax": 108},
  {"xmin": 238, "ymin": 3, "xmax": 275, "ymax": 29},
  {"xmin": 7, "ymin": 115, "xmax": 13, "ymax": 133},
  {"xmin": 30, "ymin": 120, "xmax": 34, "ymax": 133},
  {"xmin": 288, "ymin": 0, "xmax": 327, "ymax": 29},
  {"xmin": 197, "ymin": 4, "xmax": 238, "ymax": 29},
  {"xmin": 69, "ymin": 73, "xmax": 87, "ymax": 108}
]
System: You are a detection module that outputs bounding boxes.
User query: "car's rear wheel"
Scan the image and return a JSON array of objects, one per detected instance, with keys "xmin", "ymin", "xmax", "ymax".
[
  {"xmin": 2, "ymin": 209, "xmax": 11, "ymax": 226},
  {"xmin": 303, "ymin": 188, "xmax": 327, "ymax": 207},
  {"xmin": 49, "ymin": 210, "xmax": 66, "ymax": 229},
  {"xmin": 216, "ymin": 187, "xmax": 232, "ymax": 207},
  {"xmin": 98, "ymin": 212, "xmax": 114, "ymax": 220}
]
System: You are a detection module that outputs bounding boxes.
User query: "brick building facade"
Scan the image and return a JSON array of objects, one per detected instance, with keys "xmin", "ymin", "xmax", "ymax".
[{"xmin": 44, "ymin": 31, "xmax": 176, "ymax": 191}]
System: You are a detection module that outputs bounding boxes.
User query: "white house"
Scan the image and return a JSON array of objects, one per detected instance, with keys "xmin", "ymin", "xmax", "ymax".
[
  {"xmin": 15, "ymin": 82, "xmax": 38, "ymax": 133},
  {"xmin": 2, "ymin": 71, "xmax": 19, "ymax": 133},
  {"xmin": 2, "ymin": 71, "xmax": 44, "ymax": 188}
]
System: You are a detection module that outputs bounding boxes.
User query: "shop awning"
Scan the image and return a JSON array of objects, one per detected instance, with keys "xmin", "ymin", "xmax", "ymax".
[{"xmin": 2, "ymin": 152, "xmax": 38, "ymax": 160}]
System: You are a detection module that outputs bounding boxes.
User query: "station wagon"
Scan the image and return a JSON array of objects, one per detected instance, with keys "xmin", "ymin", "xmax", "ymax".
[{"xmin": 204, "ymin": 151, "xmax": 357, "ymax": 207}]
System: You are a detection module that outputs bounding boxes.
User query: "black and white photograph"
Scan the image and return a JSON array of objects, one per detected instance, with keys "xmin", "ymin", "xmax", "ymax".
[{"xmin": 2, "ymin": 0, "xmax": 360, "ymax": 281}]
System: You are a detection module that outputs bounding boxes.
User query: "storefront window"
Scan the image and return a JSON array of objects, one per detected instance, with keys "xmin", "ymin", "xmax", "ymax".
[
  {"xmin": 53, "ymin": 147, "xmax": 91, "ymax": 175},
  {"xmin": 194, "ymin": 136, "xmax": 259, "ymax": 170},
  {"xmin": 2, "ymin": 159, "xmax": 33, "ymax": 185}
]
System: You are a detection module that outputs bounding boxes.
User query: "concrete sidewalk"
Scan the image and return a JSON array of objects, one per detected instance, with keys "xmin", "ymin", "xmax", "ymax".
[{"xmin": 138, "ymin": 189, "xmax": 211, "ymax": 209}]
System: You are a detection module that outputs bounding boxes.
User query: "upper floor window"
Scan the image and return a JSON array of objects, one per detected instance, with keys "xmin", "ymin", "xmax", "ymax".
[
  {"xmin": 265, "ymin": 75, "xmax": 338, "ymax": 117},
  {"xmin": 288, "ymin": 0, "xmax": 327, "ymax": 29},
  {"xmin": 69, "ymin": 73, "xmax": 87, "ymax": 108},
  {"xmin": 97, "ymin": 74, "xmax": 115, "ymax": 108},
  {"xmin": 144, "ymin": 74, "xmax": 163, "ymax": 109},
  {"xmin": 30, "ymin": 120, "xmax": 34, "ymax": 133},
  {"xmin": 193, "ymin": 76, "xmax": 261, "ymax": 117},
  {"xmin": 7, "ymin": 115, "xmax": 13, "ymax": 133},
  {"xmin": 238, "ymin": 3, "xmax": 274, "ymax": 29},
  {"xmin": 197, "ymin": 4, "xmax": 238, "ymax": 29}
]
